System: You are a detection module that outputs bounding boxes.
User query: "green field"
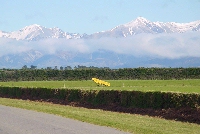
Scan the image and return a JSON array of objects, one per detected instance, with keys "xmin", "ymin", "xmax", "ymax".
[
  {"xmin": 1, "ymin": 79, "xmax": 200, "ymax": 134},
  {"xmin": 0, "ymin": 98, "xmax": 200, "ymax": 134},
  {"xmin": 0, "ymin": 79, "xmax": 200, "ymax": 93}
]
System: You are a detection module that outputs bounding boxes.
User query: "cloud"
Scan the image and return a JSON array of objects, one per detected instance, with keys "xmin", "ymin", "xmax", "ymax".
[
  {"xmin": 83, "ymin": 32, "xmax": 200, "ymax": 59},
  {"xmin": 25, "ymin": 11, "xmax": 45, "ymax": 20},
  {"xmin": 0, "ymin": 32, "xmax": 200, "ymax": 59},
  {"xmin": 0, "ymin": 38, "xmax": 31, "ymax": 56},
  {"xmin": 162, "ymin": 0, "xmax": 176, "ymax": 8},
  {"xmin": 36, "ymin": 39, "xmax": 90, "ymax": 54},
  {"xmin": 92, "ymin": 15, "xmax": 108, "ymax": 23}
]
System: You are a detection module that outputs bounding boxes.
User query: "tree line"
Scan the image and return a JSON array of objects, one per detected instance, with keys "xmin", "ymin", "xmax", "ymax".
[{"xmin": 0, "ymin": 67, "xmax": 200, "ymax": 81}]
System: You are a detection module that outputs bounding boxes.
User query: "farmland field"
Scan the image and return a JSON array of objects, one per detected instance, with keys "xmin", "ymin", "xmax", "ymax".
[
  {"xmin": 1, "ymin": 80, "xmax": 200, "ymax": 134},
  {"xmin": 0, "ymin": 79, "xmax": 200, "ymax": 93},
  {"xmin": 0, "ymin": 98, "xmax": 200, "ymax": 134}
]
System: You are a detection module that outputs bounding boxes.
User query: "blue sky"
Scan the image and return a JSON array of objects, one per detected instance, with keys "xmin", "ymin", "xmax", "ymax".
[{"xmin": 0, "ymin": 0, "xmax": 200, "ymax": 34}]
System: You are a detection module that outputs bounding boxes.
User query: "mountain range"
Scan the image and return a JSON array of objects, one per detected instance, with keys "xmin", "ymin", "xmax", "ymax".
[
  {"xmin": 1, "ymin": 17, "xmax": 200, "ymax": 41},
  {"xmin": 0, "ymin": 17, "xmax": 200, "ymax": 68}
]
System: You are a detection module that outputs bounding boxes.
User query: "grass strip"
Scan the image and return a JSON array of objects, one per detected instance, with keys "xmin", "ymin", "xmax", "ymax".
[
  {"xmin": 0, "ymin": 79, "xmax": 200, "ymax": 93},
  {"xmin": 0, "ymin": 97, "xmax": 200, "ymax": 134}
]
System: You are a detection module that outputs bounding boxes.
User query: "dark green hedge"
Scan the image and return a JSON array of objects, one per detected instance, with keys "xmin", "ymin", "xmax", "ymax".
[
  {"xmin": 0, "ymin": 87, "xmax": 200, "ymax": 109},
  {"xmin": 1, "ymin": 68, "xmax": 200, "ymax": 81}
]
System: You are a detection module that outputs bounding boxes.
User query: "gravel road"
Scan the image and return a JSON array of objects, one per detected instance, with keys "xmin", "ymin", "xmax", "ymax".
[{"xmin": 0, "ymin": 105, "xmax": 130, "ymax": 134}]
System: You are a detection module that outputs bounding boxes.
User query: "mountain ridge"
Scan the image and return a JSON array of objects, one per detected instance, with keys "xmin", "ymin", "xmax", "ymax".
[
  {"xmin": 97, "ymin": 17, "xmax": 200, "ymax": 38},
  {"xmin": 0, "ymin": 17, "xmax": 200, "ymax": 68},
  {"xmin": 0, "ymin": 24, "xmax": 81, "ymax": 41},
  {"xmin": 0, "ymin": 17, "xmax": 200, "ymax": 41}
]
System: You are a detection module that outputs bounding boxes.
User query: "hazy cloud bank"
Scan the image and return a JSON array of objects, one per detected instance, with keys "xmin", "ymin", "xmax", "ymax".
[{"xmin": 0, "ymin": 31, "xmax": 200, "ymax": 59}]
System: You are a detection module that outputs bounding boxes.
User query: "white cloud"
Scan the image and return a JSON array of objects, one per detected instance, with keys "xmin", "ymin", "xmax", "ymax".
[
  {"xmin": 92, "ymin": 15, "xmax": 108, "ymax": 23},
  {"xmin": 0, "ymin": 32, "xmax": 200, "ymax": 59},
  {"xmin": 84, "ymin": 32, "xmax": 200, "ymax": 59},
  {"xmin": 0, "ymin": 38, "xmax": 31, "ymax": 56}
]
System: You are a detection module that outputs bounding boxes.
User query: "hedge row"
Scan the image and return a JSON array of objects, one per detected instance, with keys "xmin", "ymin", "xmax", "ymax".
[
  {"xmin": 0, "ymin": 86, "xmax": 200, "ymax": 109},
  {"xmin": 1, "ymin": 68, "xmax": 200, "ymax": 81}
]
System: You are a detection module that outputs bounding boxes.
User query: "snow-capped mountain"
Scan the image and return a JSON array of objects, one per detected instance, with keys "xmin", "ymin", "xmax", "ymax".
[
  {"xmin": 0, "ymin": 17, "xmax": 200, "ymax": 68},
  {"xmin": 88, "ymin": 17, "xmax": 200, "ymax": 38},
  {"xmin": 1, "ymin": 17, "xmax": 200, "ymax": 40},
  {"xmin": 0, "ymin": 24, "xmax": 81, "ymax": 41}
]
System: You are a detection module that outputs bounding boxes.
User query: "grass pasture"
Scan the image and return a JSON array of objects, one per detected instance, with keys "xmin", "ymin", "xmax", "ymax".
[
  {"xmin": 0, "ymin": 79, "xmax": 200, "ymax": 93},
  {"xmin": 0, "ymin": 97, "xmax": 200, "ymax": 134},
  {"xmin": 0, "ymin": 79, "xmax": 200, "ymax": 134}
]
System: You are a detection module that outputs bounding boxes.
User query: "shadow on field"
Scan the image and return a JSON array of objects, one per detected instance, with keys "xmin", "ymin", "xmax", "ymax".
[
  {"xmin": 1, "ymin": 95, "xmax": 200, "ymax": 125},
  {"xmin": 39, "ymin": 98, "xmax": 200, "ymax": 125}
]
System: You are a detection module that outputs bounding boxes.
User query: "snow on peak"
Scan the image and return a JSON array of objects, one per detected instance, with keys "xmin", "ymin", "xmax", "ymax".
[
  {"xmin": 21, "ymin": 24, "xmax": 43, "ymax": 32},
  {"xmin": 124, "ymin": 17, "xmax": 150, "ymax": 27},
  {"xmin": 26, "ymin": 24, "xmax": 41, "ymax": 28},
  {"xmin": 93, "ymin": 17, "xmax": 200, "ymax": 38},
  {"xmin": 0, "ymin": 24, "xmax": 81, "ymax": 41},
  {"xmin": 135, "ymin": 17, "xmax": 149, "ymax": 22},
  {"xmin": 0, "ymin": 17, "xmax": 200, "ymax": 40}
]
